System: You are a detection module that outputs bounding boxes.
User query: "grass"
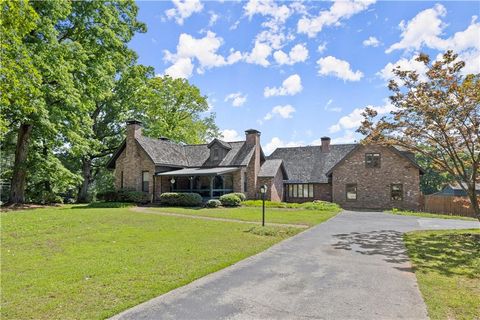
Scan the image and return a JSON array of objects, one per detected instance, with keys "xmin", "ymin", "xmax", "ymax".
[
  {"xmin": 150, "ymin": 203, "xmax": 341, "ymax": 226},
  {"xmin": 389, "ymin": 208, "xmax": 477, "ymax": 221},
  {"xmin": 404, "ymin": 229, "xmax": 480, "ymax": 320},
  {"xmin": 1, "ymin": 206, "xmax": 303, "ymax": 319}
]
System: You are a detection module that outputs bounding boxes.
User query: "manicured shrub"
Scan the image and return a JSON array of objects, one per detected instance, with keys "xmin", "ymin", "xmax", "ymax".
[
  {"xmin": 96, "ymin": 189, "xmax": 150, "ymax": 204},
  {"xmin": 96, "ymin": 191, "xmax": 118, "ymax": 202},
  {"xmin": 159, "ymin": 192, "xmax": 202, "ymax": 206},
  {"xmin": 205, "ymin": 199, "xmax": 221, "ymax": 208},
  {"xmin": 229, "ymin": 192, "xmax": 246, "ymax": 201},
  {"xmin": 242, "ymin": 200, "xmax": 340, "ymax": 211},
  {"xmin": 219, "ymin": 194, "xmax": 241, "ymax": 207},
  {"xmin": 86, "ymin": 202, "xmax": 134, "ymax": 208}
]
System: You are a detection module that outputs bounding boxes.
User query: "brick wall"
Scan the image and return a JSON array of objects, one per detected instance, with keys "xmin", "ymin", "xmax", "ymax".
[
  {"xmin": 314, "ymin": 183, "xmax": 332, "ymax": 202},
  {"xmin": 114, "ymin": 123, "xmax": 155, "ymax": 198},
  {"xmin": 332, "ymin": 145, "xmax": 421, "ymax": 210},
  {"xmin": 258, "ymin": 168, "xmax": 284, "ymax": 202},
  {"xmin": 245, "ymin": 130, "xmax": 261, "ymax": 199}
]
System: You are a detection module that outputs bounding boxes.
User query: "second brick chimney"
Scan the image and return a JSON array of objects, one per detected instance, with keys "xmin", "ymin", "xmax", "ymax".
[
  {"xmin": 126, "ymin": 120, "xmax": 142, "ymax": 139},
  {"xmin": 321, "ymin": 136, "xmax": 331, "ymax": 152}
]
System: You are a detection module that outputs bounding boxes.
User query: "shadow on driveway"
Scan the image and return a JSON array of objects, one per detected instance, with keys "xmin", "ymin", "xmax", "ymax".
[{"xmin": 332, "ymin": 230, "xmax": 413, "ymax": 271}]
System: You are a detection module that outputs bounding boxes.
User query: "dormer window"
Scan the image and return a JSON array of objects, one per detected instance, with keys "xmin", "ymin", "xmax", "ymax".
[
  {"xmin": 365, "ymin": 153, "xmax": 381, "ymax": 168},
  {"xmin": 213, "ymin": 148, "xmax": 220, "ymax": 161}
]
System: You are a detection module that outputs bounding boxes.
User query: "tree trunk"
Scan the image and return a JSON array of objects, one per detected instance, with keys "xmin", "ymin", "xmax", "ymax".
[
  {"xmin": 467, "ymin": 185, "xmax": 480, "ymax": 222},
  {"xmin": 77, "ymin": 157, "xmax": 92, "ymax": 203},
  {"xmin": 9, "ymin": 124, "xmax": 33, "ymax": 204}
]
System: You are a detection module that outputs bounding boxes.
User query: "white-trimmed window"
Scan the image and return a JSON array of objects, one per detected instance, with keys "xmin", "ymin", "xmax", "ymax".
[
  {"xmin": 142, "ymin": 171, "xmax": 150, "ymax": 192},
  {"xmin": 391, "ymin": 184, "xmax": 403, "ymax": 201},
  {"xmin": 287, "ymin": 184, "xmax": 314, "ymax": 198},
  {"xmin": 346, "ymin": 184, "xmax": 357, "ymax": 200}
]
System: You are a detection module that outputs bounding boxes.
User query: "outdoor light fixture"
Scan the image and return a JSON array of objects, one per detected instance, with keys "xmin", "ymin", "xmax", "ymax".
[
  {"xmin": 170, "ymin": 178, "xmax": 176, "ymax": 184},
  {"xmin": 259, "ymin": 185, "xmax": 267, "ymax": 226}
]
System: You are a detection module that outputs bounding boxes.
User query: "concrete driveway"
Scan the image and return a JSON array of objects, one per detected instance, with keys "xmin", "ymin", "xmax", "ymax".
[{"xmin": 111, "ymin": 211, "xmax": 479, "ymax": 320}]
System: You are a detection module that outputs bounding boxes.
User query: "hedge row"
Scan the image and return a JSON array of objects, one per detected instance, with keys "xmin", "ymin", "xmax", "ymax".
[{"xmin": 97, "ymin": 189, "xmax": 150, "ymax": 204}]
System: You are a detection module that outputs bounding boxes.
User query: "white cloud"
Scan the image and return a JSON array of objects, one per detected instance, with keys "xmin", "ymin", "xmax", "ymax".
[
  {"xmin": 245, "ymin": 40, "xmax": 272, "ymax": 67},
  {"xmin": 165, "ymin": 0, "xmax": 203, "ymax": 25},
  {"xmin": 329, "ymin": 102, "xmax": 396, "ymax": 133},
  {"xmin": 164, "ymin": 57, "xmax": 194, "ymax": 79},
  {"xmin": 324, "ymin": 99, "xmax": 342, "ymax": 112},
  {"xmin": 386, "ymin": 4, "xmax": 480, "ymax": 57},
  {"xmin": 264, "ymin": 74, "xmax": 303, "ymax": 97},
  {"xmin": 377, "ymin": 55, "xmax": 429, "ymax": 82},
  {"xmin": 363, "ymin": 36, "xmax": 381, "ymax": 47},
  {"xmin": 244, "ymin": 0, "xmax": 292, "ymax": 23},
  {"xmin": 224, "ymin": 92, "xmax": 247, "ymax": 107},
  {"xmin": 220, "ymin": 129, "xmax": 242, "ymax": 142},
  {"xmin": 264, "ymin": 104, "xmax": 296, "ymax": 120},
  {"xmin": 297, "ymin": 0, "xmax": 376, "ymax": 37},
  {"xmin": 264, "ymin": 137, "xmax": 304, "ymax": 155},
  {"xmin": 317, "ymin": 56, "xmax": 363, "ymax": 81},
  {"xmin": 273, "ymin": 43, "xmax": 309, "ymax": 65},
  {"xmin": 164, "ymin": 32, "xmax": 242, "ymax": 78},
  {"xmin": 208, "ymin": 11, "xmax": 219, "ymax": 27},
  {"xmin": 317, "ymin": 42, "xmax": 327, "ymax": 53},
  {"xmin": 331, "ymin": 130, "xmax": 359, "ymax": 144}
]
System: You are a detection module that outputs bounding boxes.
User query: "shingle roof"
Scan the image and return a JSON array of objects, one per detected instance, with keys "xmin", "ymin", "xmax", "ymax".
[
  {"xmin": 183, "ymin": 141, "xmax": 254, "ymax": 167},
  {"xmin": 106, "ymin": 135, "xmax": 256, "ymax": 169},
  {"xmin": 268, "ymin": 144, "xmax": 358, "ymax": 183},
  {"xmin": 258, "ymin": 159, "xmax": 286, "ymax": 178},
  {"xmin": 136, "ymin": 136, "xmax": 188, "ymax": 166}
]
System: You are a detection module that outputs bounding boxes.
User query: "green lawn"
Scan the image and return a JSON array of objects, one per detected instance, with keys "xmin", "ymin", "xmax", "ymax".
[
  {"xmin": 404, "ymin": 229, "xmax": 480, "ymax": 320},
  {"xmin": 389, "ymin": 208, "xmax": 477, "ymax": 221},
  {"xmin": 1, "ymin": 206, "xmax": 303, "ymax": 319},
  {"xmin": 148, "ymin": 205, "xmax": 340, "ymax": 226}
]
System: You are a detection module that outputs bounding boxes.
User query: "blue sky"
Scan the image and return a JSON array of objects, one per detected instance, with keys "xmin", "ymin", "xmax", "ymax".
[{"xmin": 129, "ymin": 0, "xmax": 480, "ymax": 154}]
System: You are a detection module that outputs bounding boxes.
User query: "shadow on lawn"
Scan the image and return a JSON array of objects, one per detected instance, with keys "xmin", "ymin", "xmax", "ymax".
[
  {"xmin": 404, "ymin": 231, "xmax": 480, "ymax": 278},
  {"xmin": 332, "ymin": 230, "xmax": 412, "ymax": 269}
]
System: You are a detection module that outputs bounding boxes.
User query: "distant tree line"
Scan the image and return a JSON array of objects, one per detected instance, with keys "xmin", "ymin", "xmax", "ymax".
[{"xmin": 0, "ymin": 0, "xmax": 218, "ymax": 204}]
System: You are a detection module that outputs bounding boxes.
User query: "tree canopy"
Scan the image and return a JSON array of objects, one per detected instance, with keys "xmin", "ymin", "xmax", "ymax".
[
  {"xmin": 1, "ymin": 0, "xmax": 219, "ymax": 204},
  {"xmin": 358, "ymin": 51, "xmax": 480, "ymax": 220}
]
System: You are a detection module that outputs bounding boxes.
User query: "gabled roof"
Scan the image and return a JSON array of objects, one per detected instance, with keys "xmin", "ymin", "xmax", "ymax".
[
  {"xmin": 268, "ymin": 143, "xmax": 424, "ymax": 183},
  {"xmin": 207, "ymin": 138, "xmax": 231, "ymax": 150},
  {"xmin": 258, "ymin": 159, "xmax": 288, "ymax": 179},
  {"xmin": 268, "ymin": 144, "xmax": 357, "ymax": 183},
  {"xmin": 106, "ymin": 136, "xmax": 261, "ymax": 170},
  {"xmin": 325, "ymin": 145, "xmax": 425, "ymax": 176}
]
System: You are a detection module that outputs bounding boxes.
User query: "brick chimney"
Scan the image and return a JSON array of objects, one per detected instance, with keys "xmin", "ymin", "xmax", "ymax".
[
  {"xmin": 126, "ymin": 120, "xmax": 142, "ymax": 139},
  {"xmin": 245, "ymin": 129, "xmax": 261, "ymax": 147},
  {"xmin": 245, "ymin": 129, "xmax": 261, "ymax": 199},
  {"xmin": 321, "ymin": 136, "xmax": 331, "ymax": 152}
]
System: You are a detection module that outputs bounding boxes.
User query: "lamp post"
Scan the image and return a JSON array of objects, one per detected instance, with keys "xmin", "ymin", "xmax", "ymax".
[
  {"xmin": 259, "ymin": 185, "xmax": 267, "ymax": 227},
  {"xmin": 170, "ymin": 177, "xmax": 176, "ymax": 192}
]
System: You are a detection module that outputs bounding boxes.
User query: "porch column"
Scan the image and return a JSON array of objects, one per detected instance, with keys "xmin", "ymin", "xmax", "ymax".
[
  {"xmin": 209, "ymin": 176, "xmax": 214, "ymax": 198},
  {"xmin": 189, "ymin": 176, "xmax": 194, "ymax": 192}
]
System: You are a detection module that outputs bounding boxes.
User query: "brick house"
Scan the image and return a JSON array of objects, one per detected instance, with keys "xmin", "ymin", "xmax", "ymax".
[
  {"xmin": 268, "ymin": 137, "xmax": 424, "ymax": 210},
  {"xmin": 107, "ymin": 121, "xmax": 423, "ymax": 210},
  {"xmin": 106, "ymin": 120, "xmax": 287, "ymax": 202}
]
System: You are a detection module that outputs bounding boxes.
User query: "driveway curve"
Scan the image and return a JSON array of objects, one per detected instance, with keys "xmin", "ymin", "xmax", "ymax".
[{"xmin": 111, "ymin": 211, "xmax": 479, "ymax": 320}]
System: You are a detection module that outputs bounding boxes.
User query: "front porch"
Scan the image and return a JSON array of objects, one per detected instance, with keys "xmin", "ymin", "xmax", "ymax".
[{"xmin": 155, "ymin": 167, "xmax": 239, "ymax": 200}]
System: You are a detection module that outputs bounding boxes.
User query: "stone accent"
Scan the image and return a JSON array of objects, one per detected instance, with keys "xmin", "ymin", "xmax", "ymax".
[{"xmin": 331, "ymin": 145, "xmax": 421, "ymax": 210}]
